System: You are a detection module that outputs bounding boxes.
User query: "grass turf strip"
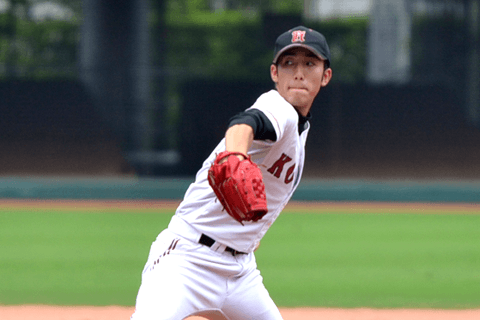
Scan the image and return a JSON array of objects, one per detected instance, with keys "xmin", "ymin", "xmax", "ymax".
[
  {"xmin": 0, "ymin": 206, "xmax": 479, "ymax": 308},
  {"xmin": 258, "ymin": 212, "xmax": 480, "ymax": 308}
]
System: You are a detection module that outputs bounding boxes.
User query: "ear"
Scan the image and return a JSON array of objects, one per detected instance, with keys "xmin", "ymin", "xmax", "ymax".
[
  {"xmin": 321, "ymin": 67, "xmax": 332, "ymax": 87},
  {"xmin": 270, "ymin": 64, "xmax": 278, "ymax": 84}
]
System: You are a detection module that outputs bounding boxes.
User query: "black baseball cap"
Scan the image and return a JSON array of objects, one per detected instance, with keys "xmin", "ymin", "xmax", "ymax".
[{"xmin": 273, "ymin": 26, "xmax": 331, "ymax": 67}]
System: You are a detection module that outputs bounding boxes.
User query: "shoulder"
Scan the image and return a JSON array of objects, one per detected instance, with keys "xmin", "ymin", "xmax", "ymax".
[
  {"xmin": 249, "ymin": 90, "xmax": 299, "ymax": 139},
  {"xmin": 253, "ymin": 90, "xmax": 295, "ymax": 113}
]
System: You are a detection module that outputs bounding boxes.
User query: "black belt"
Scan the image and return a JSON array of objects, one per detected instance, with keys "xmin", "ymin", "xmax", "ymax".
[{"xmin": 199, "ymin": 234, "xmax": 247, "ymax": 256}]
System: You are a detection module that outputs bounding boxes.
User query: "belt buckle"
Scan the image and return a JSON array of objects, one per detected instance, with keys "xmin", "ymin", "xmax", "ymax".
[
  {"xmin": 200, "ymin": 234, "xmax": 244, "ymax": 256},
  {"xmin": 226, "ymin": 247, "xmax": 242, "ymax": 256}
]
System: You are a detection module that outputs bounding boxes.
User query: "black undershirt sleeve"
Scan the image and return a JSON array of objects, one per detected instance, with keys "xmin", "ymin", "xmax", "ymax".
[{"xmin": 227, "ymin": 109, "xmax": 277, "ymax": 142}]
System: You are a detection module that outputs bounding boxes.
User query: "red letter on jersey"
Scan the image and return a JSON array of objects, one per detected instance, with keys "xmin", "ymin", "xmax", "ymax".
[
  {"xmin": 267, "ymin": 153, "xmax": 292, "ymax": 178},
  {"xmin": 285, "ymin": 164, "xmax": 295, "ymax": 184}
]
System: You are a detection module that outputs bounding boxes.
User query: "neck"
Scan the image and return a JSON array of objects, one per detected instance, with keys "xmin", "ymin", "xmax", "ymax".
[{"xmin": 294, "ymin": 105, "xmax": 311, "ymax": 117}]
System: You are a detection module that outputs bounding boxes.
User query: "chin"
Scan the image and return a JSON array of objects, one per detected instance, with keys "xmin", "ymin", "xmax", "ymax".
[{"xmin": 287, "ymin": 96, "xmax": 310, "ymax": 108}]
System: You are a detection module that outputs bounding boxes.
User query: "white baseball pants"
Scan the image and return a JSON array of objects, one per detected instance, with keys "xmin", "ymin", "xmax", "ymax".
[{"xmin": 131, "ymin": 228, "xmax": 283, "ymax": 320}]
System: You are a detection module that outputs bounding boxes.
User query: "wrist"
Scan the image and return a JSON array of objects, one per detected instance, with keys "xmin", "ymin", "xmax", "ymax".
[
  {"xmin": 218, "ymin": 151, "xmax": 248, "ymax": 164},
  {"xmin": 235, "ymin": 154, "xmax": 246, "ymax": 161}
]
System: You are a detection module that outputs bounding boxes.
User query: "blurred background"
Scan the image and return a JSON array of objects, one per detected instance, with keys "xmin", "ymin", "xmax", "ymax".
[{"xmin": 1, "ymin": 0, "xmax": 480, "ymax": 180}]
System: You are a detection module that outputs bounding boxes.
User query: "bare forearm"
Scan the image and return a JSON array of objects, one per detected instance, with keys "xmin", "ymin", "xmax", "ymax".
[{"xmin": 225, "ymin": 124, "xmax": 254, "ymax": 158}]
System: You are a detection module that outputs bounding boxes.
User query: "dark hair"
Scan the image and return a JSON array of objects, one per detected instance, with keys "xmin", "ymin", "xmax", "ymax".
[{"xmin": 272, "ymin": 56, "xmax": 330, "ymax": 69}]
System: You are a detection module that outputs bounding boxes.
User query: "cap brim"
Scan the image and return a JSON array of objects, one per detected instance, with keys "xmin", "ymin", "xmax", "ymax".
[{"xmin": 273, "ymin": 43, "xmax": 328, "ymax": 64}]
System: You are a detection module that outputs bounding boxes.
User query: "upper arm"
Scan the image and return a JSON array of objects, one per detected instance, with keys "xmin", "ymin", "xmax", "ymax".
[{"xmin": 227, "ymin": 109, "xmax": 277, "ymax": 142}]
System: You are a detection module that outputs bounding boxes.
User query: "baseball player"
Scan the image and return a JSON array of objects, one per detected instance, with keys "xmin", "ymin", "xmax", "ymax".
[{"xmin": 131, "ymin": 26, "xmax": 332, "ymax": 320}]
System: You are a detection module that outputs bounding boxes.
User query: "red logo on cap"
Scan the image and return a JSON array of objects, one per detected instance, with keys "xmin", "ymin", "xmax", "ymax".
[{"xmin": 291, "ymin": 30, "xmax": 306, "ymax": 43}]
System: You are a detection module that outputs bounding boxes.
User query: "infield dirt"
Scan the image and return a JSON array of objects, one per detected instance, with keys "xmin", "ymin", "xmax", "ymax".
[{"xmin": 1, "ymin": 305, "xmax": 480, "ymax": 320}]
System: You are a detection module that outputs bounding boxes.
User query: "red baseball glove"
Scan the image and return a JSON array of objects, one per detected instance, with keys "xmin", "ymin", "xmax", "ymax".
[{"xmin": 208, "ymin": 151, "xmax": 268, "ymax": 225}]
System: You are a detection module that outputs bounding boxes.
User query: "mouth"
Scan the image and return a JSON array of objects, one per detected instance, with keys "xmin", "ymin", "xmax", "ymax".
[{"xmin": 289, "ymin": 87, "xmax": 308, "ymax": 92}]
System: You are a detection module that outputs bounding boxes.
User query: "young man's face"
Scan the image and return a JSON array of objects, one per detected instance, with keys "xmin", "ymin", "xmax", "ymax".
[{"xmin": 270, "ymin": 47, "xmax": 332, "ymax": 116}]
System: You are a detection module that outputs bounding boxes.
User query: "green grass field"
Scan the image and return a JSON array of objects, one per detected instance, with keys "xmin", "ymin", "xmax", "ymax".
[{"xmin": 0, "ymin": 203, "xmax": 479, "ymax": 308}]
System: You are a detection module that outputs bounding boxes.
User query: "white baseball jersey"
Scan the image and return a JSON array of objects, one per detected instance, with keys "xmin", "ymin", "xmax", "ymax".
[
  {"xmin": 132, "ymin": 89, "xmax": 311, "ymax": 320},
  {"xmin": 170, "ymin": 89, "xmax": 310, "ymax": 253}
]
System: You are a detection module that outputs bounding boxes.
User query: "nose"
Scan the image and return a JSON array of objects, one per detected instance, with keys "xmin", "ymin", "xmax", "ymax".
[{"xmin": 294, "ymin": 65, "xmax": 305, "ymax": 80}]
